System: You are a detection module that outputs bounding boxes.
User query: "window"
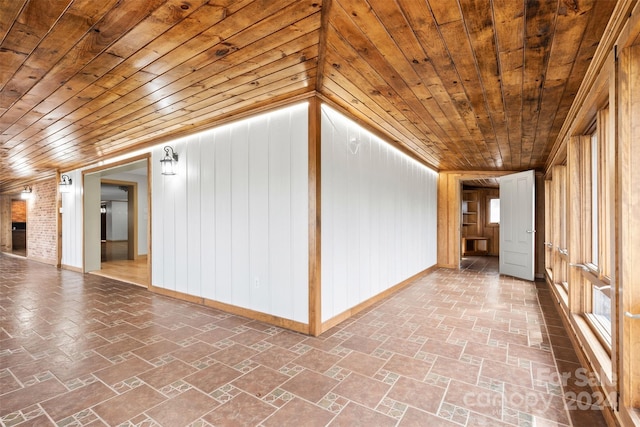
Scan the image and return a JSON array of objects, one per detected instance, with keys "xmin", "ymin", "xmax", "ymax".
[
  {"xmin": 591, "ymin": 132, "xmax": 599, "ymax": 267},
  {"xmin": 582, "ymin": 109, "xmax": 613, "ymax": 347},
  {"xmin": 488, "ymin": 198, "xmax": 500, "ymax": 224}
]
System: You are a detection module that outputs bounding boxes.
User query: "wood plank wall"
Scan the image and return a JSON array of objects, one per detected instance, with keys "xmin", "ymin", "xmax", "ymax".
[{"xmin": 618, "ymin": 42, "xmax": 640, "ymax": 410}]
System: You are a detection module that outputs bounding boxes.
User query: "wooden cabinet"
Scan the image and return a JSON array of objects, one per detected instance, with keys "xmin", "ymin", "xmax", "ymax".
[
  {"xmin": 461, "ymin": 189, "xmax": 492, "ymax": 256},
  {"xmin": 462, "ymin": 190, "xmax": 479, "ymax": 235}
]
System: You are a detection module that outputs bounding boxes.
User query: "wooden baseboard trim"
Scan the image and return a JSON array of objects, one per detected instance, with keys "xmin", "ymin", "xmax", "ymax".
[
  {"xmin": 148, "ymin": 284, "xmax": 309, "ymax": 335},
  {"xmin": 61, "ymin": 264, "xmax": 83, "ymax": 272},
  {"xmin": 437, "ymin": 263, "xmax": 458, "ymax": 269},
  {"xmin": 320, "ymin": 264, "xmax": 438, "ymax": 334},
  {"xmin": 203, "ymin": 298, "xmax": 309, "ymax": 335}
]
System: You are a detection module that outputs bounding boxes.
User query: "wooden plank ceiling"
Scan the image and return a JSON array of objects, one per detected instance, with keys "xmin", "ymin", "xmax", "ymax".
[{"xmin": 0, "ymin": 0, "xmax": 616, "ymax": 191}]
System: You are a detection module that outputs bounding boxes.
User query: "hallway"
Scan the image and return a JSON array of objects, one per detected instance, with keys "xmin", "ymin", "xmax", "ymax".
[{"xmin": 0, "ymin": 254, "xmax": 606, "ymax": 426}]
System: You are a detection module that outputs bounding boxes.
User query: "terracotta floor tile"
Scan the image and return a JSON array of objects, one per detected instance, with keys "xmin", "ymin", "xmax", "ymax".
[
  {"xmin": 293, "ymin": 348, "xmax": 342, "ymax": 373},
  {"xmin": 336, "ymin": 351, "xmax": 386, "ymax": 377},
  {"xmin": 265, "ymin": 330, "xmax": 307, "ymax": 349},
  {"xmin": 328, "ymin": 402, "xmax": 396, "ymax": 427},
  {"xmin": 40, "ymin": 381, "xmax": 116, "ymax": 422},
  {"xmin": 382, "ymin": 353, "xmax": 432, "ymax": 381},
  {"xmin": 281, "ymin": 369, "xmax": 339, "ymax": 403},
  {"xmin": 194, "ymin": 326, "xmax": 236, "ymax": 344},
  {"xmin": 0, "ymin": 255, "xmax": 608, "ymax": 426},
  {"xmin": 232, "ymin": 365, "xmax": 289, "ymax": 398},
  {"xmin": 480, "ymin": 359, "xmax": 532, "ymax": 388},
  {"xmin": 145, "ymin": 388, "xmax": 218, "ymax": 427},
  {"xmin": 340, "ymin": 335, "xmax": 381, "ymax": 354},
  {"xmin": 93, "ymin": 355, "xmax": 154, "ymax": 385},
  {"xmin": 228, "ymin": 328, "xmax": 269, "ymax": 346},
  {"xmin": 387, "ymin": 376, "xmax": 446, "ymax": 414},
  {"xmin": 94, "ymin": 336, "xmax": 145, "ymax": 358},
  {"xmin": 92, "ymin": 384, "xmax": 166, "ymax": 425},
  {"xmin": 211, "ymin": 343, "xmax": 259, "ymax": 366},
  {"xmin": 49, "ymin": 353, "xmax": 111, "ymax": 382},
  {"xmin": 0, "ymin": 377, "xmax": 67, "ymax": 417},
  {"xmin": 137, "ymin": 359, "xmax": 197, "ymax": 389},
  {"xmin": 169, "ymin": 341, "xmax": 216, "ymax": 363},
  {"xmin": 131, "ymin": 339, "xmax": 181, "ymax": 361},
  {"xmin": 378, "ymin": 336, "xmax": 422, "ymax": 358},
  {"xmin": 202, "ymin": 392, "xmax": 276, "ymax": 426},
  {"xmin": 420, "ymin": 338, "xmax": 464, "ymax": 359},
  {"xmin": 250, "ymin": 346, "xmax": 298, "ymax": 370},
  {"xmin": 445, "ymin": 380, "xmax": 502, "ymax": 420},
  {"xmin": 262, "ymin": 397, "xmax": 334, "ymax": 427},
  {"xmin": 184, "ymin": 362, "xmax": 242, "ymax": 394},
  {"xmin": 398, "ymin": 407, "xmax": 460, "ymax": 426},
  {"xmin": 332, "ymin": 372, "xmax": 390, "ymax": 408},
  {"xmin": 431, "ymin": 356, "xmax": 480, "ymax": 385}
]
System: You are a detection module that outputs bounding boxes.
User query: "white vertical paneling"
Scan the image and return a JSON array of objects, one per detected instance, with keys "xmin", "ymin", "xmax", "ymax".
[
  {"xmin": 174, "ymin": 139, "xmax": 189, "ymax": 295},
  {"xmin": 162, "ymin": 153, "xmax": 177, "ymax": 291},
  {"xmin": 83, "ymin": 173, "xmax": 101, "ymax": 272},
  {"xmin": 269, "ymin": 111, "xmax": 292, "ymax": 318},
  {"xmin": 152, "ymin": 149, "xmax": 164, "ymax": 287},
  {"xmin": 321, "ymin": 105, "xmax": 438, "ymax": 322},
  {"xmin": 231, "ymin": 124, "xmax": 250, "ymax": 308},
  {"xmin": 215, "ymin": 128, "xmax": 233, "ymax": 302},
  {"xmin": 186, "ymin": 137, "xmax": 201, "ymax": 297},
  {"xmin": 248, "ymin": 117, "xmax": 270, "ymax": 314},
  {"xmin": 61, "ymin": 169, "xmax": 83, "ymax": 269},
  {"xmin": 290, "ymin": 109, "xmax": 309, "ymax": 323},
  {"xmin": 200, "ymin": 134, "xmax": 216, "ymax": 300},
  {"xmin": 61, "ymin": 103, "xmax": 309, "ymax": 326}
]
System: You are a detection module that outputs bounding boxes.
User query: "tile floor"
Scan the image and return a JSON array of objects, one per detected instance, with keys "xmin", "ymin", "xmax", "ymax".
[{"xmin": 0, "ymin": 254, "xmax": 608, "ymax": 426}]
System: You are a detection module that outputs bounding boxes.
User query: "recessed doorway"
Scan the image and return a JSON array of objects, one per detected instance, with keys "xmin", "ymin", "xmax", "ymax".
[{"xmin": 83, "ymin": 157, "xmax": 150, "ymax": 287}]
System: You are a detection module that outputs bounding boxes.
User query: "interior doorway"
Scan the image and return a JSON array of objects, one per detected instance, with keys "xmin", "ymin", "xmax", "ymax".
[
  {"xmin": 83, "ymin": 157, "xmax": 150, "ymax": 287},
  {"xmin": 10, "ymin": 199, "xmax": 27, "ymax": 257},
  {"xmin": 460, "ymin": 177, "xmax": 501, "ymax": 273}
]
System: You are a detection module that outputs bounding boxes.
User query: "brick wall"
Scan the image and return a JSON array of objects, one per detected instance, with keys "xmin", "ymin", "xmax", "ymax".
[
  {"xmin": 26, "ymin": 179, "xmax": 58, "ymax": 264},
  {"xmin": 11, "ymin": 200, "xmax": 26, "ymax": 222}
]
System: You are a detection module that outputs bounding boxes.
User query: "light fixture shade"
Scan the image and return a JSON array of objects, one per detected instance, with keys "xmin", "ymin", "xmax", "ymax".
[
  {"xmin": 161, "ymin": 146, "xmax": 178, "ymax": 175},
  {"xmin": 59, "ymin": 174, "xmax": 73, "ymax": 193},
  {"xmin": 21, "ymin": 186, "xmax": 32, "ymax": 200}
]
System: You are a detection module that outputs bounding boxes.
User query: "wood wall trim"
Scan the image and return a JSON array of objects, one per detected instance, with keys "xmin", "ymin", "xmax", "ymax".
[
  {"xmin": 148, "ymin": 284, "xmax": 309, "ymax": 335},
  {"xmin": 308, "ymin": 96, "xmax": 322, "ymax": 336},
  {"xmin": 320, "ymin": 265, "xmax": 438, "ymax": 334},
  {"xmin": 437, "ymin": 171, "xmax": 515, "ymax": 268},
  {"xmin": 60, "ymin": 264, "xmax": 83, "ymax": 273}
]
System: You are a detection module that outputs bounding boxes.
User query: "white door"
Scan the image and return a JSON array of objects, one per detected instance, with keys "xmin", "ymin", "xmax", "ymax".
[{"xmin": 500, "ymin": 170, "xmax": 535, "ymax": 281}]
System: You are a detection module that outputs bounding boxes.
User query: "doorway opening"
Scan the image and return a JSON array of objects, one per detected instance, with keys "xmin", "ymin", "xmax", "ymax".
[
  {"xmin": 10, "ymin": 198, "xmax": 27, "ymax": 257},
  {"xmin": 460, "ymin": 178, "xmax": 500, "ymax": 274},
  {"xmin": 83, "ymin": 157, "xmax": 150, "ymax": 287}
]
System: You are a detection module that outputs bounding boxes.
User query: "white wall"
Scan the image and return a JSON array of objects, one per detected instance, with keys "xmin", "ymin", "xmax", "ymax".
[
  {"xmin": 106, "ymin": 201, "xmax": 128, "ymax": 241},
  {"xmin": 60, "ymin": 169, "xmax": 83, "ymax": 269},
  {"xmin": 152, "ymin": 103, "xmax": 310, "ymax": 324},
  {"xmin": 321, "ymin": 105, "xmax": 438, "ymax": 322}
]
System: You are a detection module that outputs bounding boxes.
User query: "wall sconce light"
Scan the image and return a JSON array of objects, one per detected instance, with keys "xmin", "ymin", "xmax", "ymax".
[
  {"xmin": 347, "ymin": 137, "xmax": 361, "ymax": 155},
  {"xmin": 59, "ymin": 174, "xmax": 73, "ymax": 193},
  {"xmin": 21, "ymin": 186, "xmax": 32, "ymax": 200},
  {"xmin": 161, "ymin": 146, "xmax": 178, "ymax": 175}
]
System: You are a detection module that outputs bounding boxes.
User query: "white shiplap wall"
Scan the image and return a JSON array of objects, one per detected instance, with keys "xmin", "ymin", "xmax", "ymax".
[
  {"xmin": 152, "ymin": 103, "xmax": 310, "ymax": 324},
  {"xmin": 60, "ymin": 169, "xmax": 83, "ymax": 269},
  {"xmin": 321, "ymin": 105, "xmax": 438, "ymax": 322}
]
